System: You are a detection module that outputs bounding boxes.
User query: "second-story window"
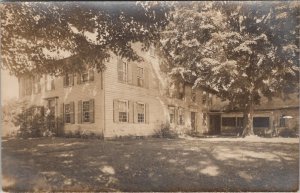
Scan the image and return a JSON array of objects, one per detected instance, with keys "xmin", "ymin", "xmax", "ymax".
[
  {"xmin": 63, "ymin": 74, "xmax": 74, "ymax": 87},
  {"xmin": 191, "ymin": 92, "xmax": 196, "ymax": 103},
  {"xmin": 77, "ymin": 69, "xmax": 94, "ymax": 84},
  {"xmin": 118, "ymin": 59, "xmax": 128, "ymax": 83},
  {"xmin": 45, "ymin": 75, "xmax": 55, "ymax": 91},
  {"xmin": 25, "ymin": 77, "xmax": 33, "ymax": 95},
  {"xmin": 33, "ymin": 75, "xmax": 41, "ymax": 94},
  {"xmin": 137, "ymin": 67, "xmax": 144, "ymax": 87}
]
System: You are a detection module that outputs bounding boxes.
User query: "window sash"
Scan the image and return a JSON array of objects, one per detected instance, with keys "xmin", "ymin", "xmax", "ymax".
[
  {"xmin": 82, "ymin": 101, "xmax": 90, "ymax": 122},
  {"xmin": 137, "ymin": 103, "xmax": 145, "ymax": 123},
  {"xmin": 137, "ymin": 67, "xmax": 144, "ymax": 87},
  {"xmin": 118, "ymin": 100, "xmax": 128, "ymax": 122}
]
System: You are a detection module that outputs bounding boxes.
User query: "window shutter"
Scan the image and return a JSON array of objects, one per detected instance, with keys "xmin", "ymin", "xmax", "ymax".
[
  {"xmin": 70, "ymin": 101, "xmax": 75, "ymax": 124},
  {"xmin": 117, "ymin": 58, "xmax": 123, "ymax": 82},
  {"xmin": 71, "ymin": 74, "xmax": 74, "ymax": 86},
  {"xmin": 51, "ymin": 79, "xmax": 55, "ymax": 90},
  {"xmin": 63, "ymin": 75, "xmax": 67, "ymax": 87},
  {"xmin": 113, "ymin": 100, "xmax": 119, "ymax": 123},
  {"xmin": 127, "ymin": 62, "xmax": 133, "ymax": 84},
  {"xmin": 89, "ymin": 99, "xmax": 95, "ymax": 123},
  {"xmin": 133, "ymin": 102, "xmax": 138, "ymax": 123},
  {"xmin": 128, "ymin": 101, "xmax": 134, "ymax": 123},
  {"xmin": 77, "ymin": 73, "xmax": 81, "ymax": 84},
  {"xmin": 175, "ymin": 107, "xmax": 178, "ymax": 125},
  {"xmin": 132, "ymin": 63, "xmax": 138, "ymax": 86},
  {"xmin": 144, "ymin": 68, "xmax": 149, "ymax": 89},
  {"xmin": 89, "ymin": 69, "xmax": 94, "ymax": 81},
  {"xmin": 78, "ymin": 100, "xmax": 82, "ymax": 124},
  {"xmin": 29, "ymin": 77, "xmax": 33, "ymax": 95},
  {"xmin": 146, "ymin": 103, "xmax": 149, "ymax": 124},
  {"xmin": 60, "ymin": 103, "xmax": 64, "ymax": 124}
]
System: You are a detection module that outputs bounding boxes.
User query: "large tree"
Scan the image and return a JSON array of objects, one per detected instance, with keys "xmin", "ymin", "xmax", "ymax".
[
  {"xmin": 1, "ymin": 2, "xmax": 171, "ymax": 76},
  {"xmin": 160, "ymin": 1, "xmax": 299, "ymax": 136}
]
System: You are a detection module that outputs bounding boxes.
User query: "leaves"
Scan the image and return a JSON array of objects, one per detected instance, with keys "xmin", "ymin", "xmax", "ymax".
[
  {"xmin": 160, "ymin": 1, "xmax": 299, "ymax": 110},
  {"xmin": 1, "ymin": 2, "xmax": 171, "ymax": 76}
]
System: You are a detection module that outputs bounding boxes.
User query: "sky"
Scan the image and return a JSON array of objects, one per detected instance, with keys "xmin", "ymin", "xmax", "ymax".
[{"xmin": 1, "ymin": 69, "xmax": 19, "ymax": 104}]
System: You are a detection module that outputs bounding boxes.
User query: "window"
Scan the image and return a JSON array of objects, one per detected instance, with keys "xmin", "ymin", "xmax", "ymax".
[
  {"xmin": 118, "ymin": 60, "xmax": 128, "ymax": 83},
  {"xmin": 169, "ymin": 106, "xmax": 175, "ymax": 124},
  {"xmin": 78, "ymin": 99, "xmax": 94, "ymax": 124},
  {"xmin": 149, "ymin": 45, "xmax": 155, "ymax": 57},
  {"xmin": 191, "ymin": 92, "xmax": 196, "ymax": 103},
  {"xmin": 82, "ymin": 101, "xmax": 90, "ymax": 122},
  {"xmin": 178, "ymin": 108, "xmax": 184, "ymax": 125},
  {"xmin": 279, "ymin": 115, "xmax": 286, "ymax": 127},
  {"xmin": 178, "ymin": 83, "xmax": 184, "ymax": 100},
  {"xmin": 33, "ymin": 75, "xmax": 41, "ymax": 94},
  {"xmin": 253, "ymin": 117, "xmax": 269, "ymax": 127},
  {"xmin": 65, "ymin": 104, "xmax": 71, "ymax": 123},
  {"xmin": 63, "ymin": 74, "xmax": 74, "ymax": 87},
  {"xmin": 78, "ymin": 69, "xmax": 94, "ymax": 84},
  {"xmin": 202, "ymin": 92, "xmax": 207, "ymax": 105},
  {"xmin": 137, "ymin": 103, "xmax": 145, "ymax": 123},
  {"xmin": 25, "ymin": 77, "xmax": 33, "ymax": 95},
  {"xmin": 222, "ymin": 117, "xmax": 236, "ymax": 127},
  {"xmin": 137, "ymin": 67, "xmax": 144, "ymax": 87},
  {"xmin": 45, "ymin": 75, "xmax": 55, "ymax": 91},
  {"xmin": 202, "ymin": 113, "xmax": 207, "ymax": 126},
  {"xmin": 118, "ymin": 101, "xmax": 128, "ymax": 122}
]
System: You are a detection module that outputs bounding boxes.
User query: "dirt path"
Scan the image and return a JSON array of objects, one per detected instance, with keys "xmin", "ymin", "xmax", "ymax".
[{"xmin": 2, "ymin": 137, "xmax": 299, "ymax": 192}]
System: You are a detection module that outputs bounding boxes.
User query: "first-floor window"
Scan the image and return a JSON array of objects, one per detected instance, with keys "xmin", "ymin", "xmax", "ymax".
[
  {"xmin": 82, "ymin": 101, "xmax": 90, "ymax": 122},
  {"xmin": 78, "ymin": 99, "xmax": 94, "ymax": 124},
  {"xmin": 65, "ymin": 104, "xmax": 71, "ymax": 123},
  {"xmin": 137, "ymin": 103, "xmax": 145, "ymax": 123},
  {"xmin": 118, "ymin": 101, "xmax": 128, "ymax": 122},
  {"xmin": 202, "ymin": 113, "xmax": 207, "ymax": 126},
  {"xmin": 178, "ymin": 108, "xmax": 184, "ymax": 125},
  {"xmin": 169, "ymin": 106, "xmax": 175, "ymax": 124},
  {"xmin": 279, "ymin": 115, "xmax": 286, "ymax": 127}
]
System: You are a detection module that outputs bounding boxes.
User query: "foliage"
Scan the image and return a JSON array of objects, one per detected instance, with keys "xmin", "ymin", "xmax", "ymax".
[
  {"xmin": 159, "ymin": 2, "xmax": 300, "ymax": 136},
  {"xmin": 153, "ymin": 123, "xmax": 178, "ymax": 139},
  {"xmin": 13, "ymin": 105, "xmax": 56, "ymax": 138},
  {"xmin": 1, "ymin": 2, "xmax": 171, "ymax": 76}
]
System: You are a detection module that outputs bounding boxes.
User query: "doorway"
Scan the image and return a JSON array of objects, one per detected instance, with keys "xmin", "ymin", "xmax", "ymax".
[
  {"xmin": 209, "ymin": 114, "xmax": 221, "ymax": 135},
  {"xmin": 46, "ymin": 98, "xmax": 57, "ymax": 133}
]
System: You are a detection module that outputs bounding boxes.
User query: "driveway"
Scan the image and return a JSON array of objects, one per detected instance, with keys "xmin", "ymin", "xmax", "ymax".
[{"xmin": 1, "ymin": 137, "xmax": 299, "ymax": 192}]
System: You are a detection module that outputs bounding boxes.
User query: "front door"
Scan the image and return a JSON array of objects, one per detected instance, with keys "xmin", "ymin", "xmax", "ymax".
[
  {"xmin": 46, "ymin": 98, "xmax": 56, "ymax": 133},
  {"xmin": 191, "ymin": 112, "xmax": 196, "ymax": 131}
]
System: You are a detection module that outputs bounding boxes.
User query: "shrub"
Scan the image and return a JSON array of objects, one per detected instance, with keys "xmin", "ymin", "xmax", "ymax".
[
  {"xmin": 13, "ymin": 105, "xmax": 59, "ymax": 138},
  {"xmin": 153, "ymin": 123, "xmax": 178, "ymax": 139}
]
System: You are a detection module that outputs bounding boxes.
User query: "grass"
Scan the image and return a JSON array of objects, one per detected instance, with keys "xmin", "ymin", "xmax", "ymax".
[{"xmin": 1, "ymin": 137, "xmax": 299, "ymax": 192}]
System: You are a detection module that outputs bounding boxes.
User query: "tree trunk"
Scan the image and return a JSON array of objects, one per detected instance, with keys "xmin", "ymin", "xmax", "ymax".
[{"xmin": 242, "ymin": 102, "xmax": 255, "ymax": 137}]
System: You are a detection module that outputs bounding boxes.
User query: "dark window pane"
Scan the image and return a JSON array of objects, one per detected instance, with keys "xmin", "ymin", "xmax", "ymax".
[
  {"xmin": 253, "ymin": 117, "xmax": 269, "ymax": 127},
  {"xmin": 222, "ymin": 117, "xmax": 236, "ymax": 127}
]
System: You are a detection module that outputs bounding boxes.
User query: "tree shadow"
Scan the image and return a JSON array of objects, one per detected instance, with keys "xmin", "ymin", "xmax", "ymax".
[{"xmin": 2, "ymin": 137, "xmax": 299, "ymax": 192}]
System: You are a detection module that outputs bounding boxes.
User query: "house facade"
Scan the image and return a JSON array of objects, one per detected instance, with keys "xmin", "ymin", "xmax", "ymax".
[{"xmin": 18, "ymin": 43, "xmax": 210, "ymax": 138}]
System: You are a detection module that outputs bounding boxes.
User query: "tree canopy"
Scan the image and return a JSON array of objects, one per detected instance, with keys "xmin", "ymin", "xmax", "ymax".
[
  {"xmin": 1, "ymin": 2, "xmax": 171, "ymax": 76},
  {"xmin": 159, "ymin": 1, "xmax": 299, "ymax": 135}
]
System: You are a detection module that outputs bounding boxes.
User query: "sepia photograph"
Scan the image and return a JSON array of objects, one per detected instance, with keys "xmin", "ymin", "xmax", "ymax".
[{"xmin": 0, "ymin": 1, "xmax": 299, "ymax": 192}]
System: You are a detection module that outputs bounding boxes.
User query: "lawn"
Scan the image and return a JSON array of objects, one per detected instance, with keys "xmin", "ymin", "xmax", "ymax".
[{"xmin": 1, "ymin": 137, "xmax": 299, "ymax": 192}]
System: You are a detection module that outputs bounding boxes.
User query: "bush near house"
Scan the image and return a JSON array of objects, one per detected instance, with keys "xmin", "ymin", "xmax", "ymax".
[
  {"xmin": 12, "ymin": 106, "xmax": 62, "ymax": 138},
  {"xmin": 153, "ymin": 123, "xmax": 178, "ymax": 139}
]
